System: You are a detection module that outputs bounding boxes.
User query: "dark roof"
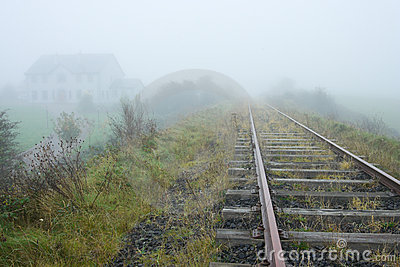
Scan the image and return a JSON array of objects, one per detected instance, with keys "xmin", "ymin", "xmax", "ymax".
[{"xmin": 25, "ymin": 53, "xmax": 124, "ymax": 75}]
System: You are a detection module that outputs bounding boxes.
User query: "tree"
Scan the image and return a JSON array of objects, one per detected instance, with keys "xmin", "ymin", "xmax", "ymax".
[
  {"xmin": 0, "ymin": 110, "xmax": 19, "ymax": 180},
  {"xmin": 54, "ymin": 112, "xmax": 84, "ymax": 141}
]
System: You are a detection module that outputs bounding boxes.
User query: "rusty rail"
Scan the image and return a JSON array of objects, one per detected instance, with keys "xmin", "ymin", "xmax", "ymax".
[
  {"xmin": 267, "ymin": 104, "xmax": 400, "ymax": 195},
  {"xmin": 249, "ymin": 105, "xmax": 286, "ymax": 266}
]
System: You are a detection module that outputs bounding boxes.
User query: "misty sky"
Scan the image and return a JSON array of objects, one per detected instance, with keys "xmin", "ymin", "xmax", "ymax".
[{"xmin": 0, "ymin": 0, "xmax": 399, "ymax": 97}]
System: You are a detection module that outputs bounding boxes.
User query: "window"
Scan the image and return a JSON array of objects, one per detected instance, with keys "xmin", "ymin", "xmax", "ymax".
[
  {"xmin": 76, "ymin": 74, "xmax": 82, "ymax": 83},
  {"xmin": 31, "ymin": 76, "xmax": 37, "ymax": 83},
  {"xmin": 42, "ymin": 90, "xmax": 48, "ymax": 100},
  {"xmin": 42, "ymin": 75, "xmax": 47, "ymax": 83},
  {"xmin": 57, "ymin": 73, "xmax": 66, "ymax": 83},
  {"xmin": 87, "ymin": 74, "xmax": 93, "ymax": 82},
  {"xmin": 32, "ymin": 91, "xmax": 37, "ymax": 100}
]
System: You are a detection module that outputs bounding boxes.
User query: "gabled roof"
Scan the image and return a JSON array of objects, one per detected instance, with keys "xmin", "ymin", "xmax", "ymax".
[{"xmin": 25, "ymin": 53, "xmax": 124, "ymax": 75}]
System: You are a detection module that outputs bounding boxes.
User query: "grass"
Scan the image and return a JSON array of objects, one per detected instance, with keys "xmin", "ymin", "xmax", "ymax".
[
  {"xmin": 335, "ymin": 94, "xmax": 400, "ymax": 133},
  {"xmin": 281, "ymin": 109, "xmax": 400, "ymax": 179},
  {"xmin": 0, "ymin": 103, "xmax": 53, "ymax": 152},
  {"xmin": 258, "ymin": 103, "xmax": 400, "ymax": 180},
  {"xmin": 279, "ymin": 209, "xmax": 400, "ymax": 235},
  {"xmin": 1, "ymin": 149, "xmax": 153, "ymax": 265},
  {"xmin": 257, "ymin": 103, "xmax": 400, "ymax": 265},
  {"xmin": 349, "ymin": 197, "xmax": 382, "ymax": 210},
  {"xmin": 0, "ymin": 102, "xmax": 117, "ymax": 152},
  {"xmin": 0, "ymin": 103, "xmax": 242, "ymax": 266}
]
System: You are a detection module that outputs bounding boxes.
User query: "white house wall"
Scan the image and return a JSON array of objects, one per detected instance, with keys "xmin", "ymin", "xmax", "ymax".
[
  {"xmin": 98, "ymin": 59, "xmax": 124, "ymax": 102},
  {"xmin": 26, "ymin": 59, "xmax": 125, "ymax": 104}
]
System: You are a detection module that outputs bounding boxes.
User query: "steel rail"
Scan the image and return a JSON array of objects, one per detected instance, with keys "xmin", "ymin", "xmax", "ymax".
[
  {"xmin": 267, "ymin": 104, "xmax": 400, "ymax": 195},
  {"xmin": 249, "ymin": 105, "xmax": 285, "ymax": 266}
]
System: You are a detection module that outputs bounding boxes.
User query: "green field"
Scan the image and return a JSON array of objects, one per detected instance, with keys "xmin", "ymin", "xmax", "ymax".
[
  {"xmin": 0, "ymin": 103, "xmax": 115, "ymax": 152},
  {"xmin": 0, "ymin": 104, "xmax": 53, "ymax": 152}
]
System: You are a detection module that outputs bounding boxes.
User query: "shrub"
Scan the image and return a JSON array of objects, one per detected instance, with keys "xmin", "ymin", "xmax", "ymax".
[
  {"xmin": 357, "ymin": 114, "xmax": 386, "ymax": 136},
  {"xmin": 54, "ymin": 112, "xmax": 84, "ymax": 141},
  {"xmin": 12, "ymin": 139, "xmax": 87, "ymax": 210},
  {"xmin": 109, "ymin": 96, "xmax": 157, "ymax": 149}
]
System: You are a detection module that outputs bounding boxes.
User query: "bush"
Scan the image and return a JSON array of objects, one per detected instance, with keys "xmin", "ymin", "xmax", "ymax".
[
  {"xmin": 12, "ymin": 139, "xmax": 87, "ymax": 210},
  {"xmin": 54, "ymin": 112, "xmax": 84, "ymax": 141},
  {"xmin": 109, "ymin": 96, "xmax": 157, "ymax": 149}
]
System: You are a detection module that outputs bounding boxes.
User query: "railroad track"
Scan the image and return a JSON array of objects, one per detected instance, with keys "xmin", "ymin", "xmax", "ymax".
[{"xmin": 212, "ymin": 105, "xmax": 400, "ymax": 266}]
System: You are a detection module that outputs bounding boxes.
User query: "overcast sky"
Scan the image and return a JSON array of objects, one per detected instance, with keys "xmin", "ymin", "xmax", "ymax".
[{"xmin": 0, "ymin": 0, "xmax": 399, "ymax": 97}]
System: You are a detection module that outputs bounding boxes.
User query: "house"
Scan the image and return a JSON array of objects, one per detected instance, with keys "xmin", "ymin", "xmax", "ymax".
[
  {"xmin": 110, "ymin": 78, "xmax": 144, "ymax": 99},
  {"xmin": 25, "ymin": 53, "xmax": 142, "ymax": 103}
]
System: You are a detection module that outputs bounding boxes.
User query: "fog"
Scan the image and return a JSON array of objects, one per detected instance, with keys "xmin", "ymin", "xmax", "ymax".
[
  {"xmin": 0, "ymin": 0, "xmax": 399, "ymax": 145},
  {"xmin": 1, "ymin": 0, "xmax": 399, "ymax": 95}
]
